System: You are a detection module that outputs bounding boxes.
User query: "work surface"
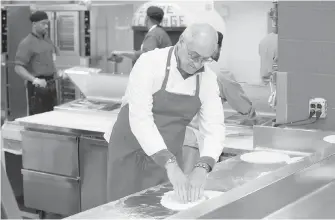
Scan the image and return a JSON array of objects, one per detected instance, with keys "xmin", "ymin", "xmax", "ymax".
[
  {"xmin": 264, "ymin": 180, "xmax": 335, "ymax": 219},
  {"xmin": 14, "ymin": 107, "xmax": 272, "ymax": 135},
  {"xmin": 66, "ymin": 125, "xmax": 335, "ymax": 220},
  {"xmin": 14, "ymin": 110, "xmax": 256, "ymax": 151},
  {"xmin": 15, "ymin": 110, "xmax": 119, "ymax": 134},
  {"xmin": 66, "ymin": 154, "xmax": 298, "ymax": 219}
]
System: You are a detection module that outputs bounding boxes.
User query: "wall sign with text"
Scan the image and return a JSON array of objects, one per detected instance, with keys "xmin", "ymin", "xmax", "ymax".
[{"xmin": 132, "ymin": 3, "xmax": 187, "ymax": 28}]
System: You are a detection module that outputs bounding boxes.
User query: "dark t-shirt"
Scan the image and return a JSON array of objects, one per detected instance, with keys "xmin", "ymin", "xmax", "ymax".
[
  {"xmin": 15, "ymin": 33, "xmax": 57, "ymax": 76},
  {"xmin": 141, "ymin": 26, "xmax": 172, "ymax": 52}
]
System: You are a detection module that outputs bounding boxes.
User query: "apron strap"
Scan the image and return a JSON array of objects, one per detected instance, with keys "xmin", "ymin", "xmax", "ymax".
[
  {"xmin": 195, "ymin": 75, "xmax": 200, "ymax": 97},
  {"xmin": 161, "ymin": 47, "xmax": 174, "ymax": 90}
]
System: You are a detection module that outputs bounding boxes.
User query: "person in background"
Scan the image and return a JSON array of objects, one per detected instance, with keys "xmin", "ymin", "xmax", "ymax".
[
  {"xmin": 109, "ymin": 6, "xmax": 172, "ymax": 62},
  {"xmin": 259, "ymin": 4, "xmax": 278, "ymax": 108},
  {"xmin": 212, "ymin": 31, "xmax": 257, "ymax": 122},
  {"xmin": 14, "ymin": 11, "xmax": 64, "ymax": 116},
  {"xmin": 183, "ymin": 31, "xmax": 258, "ymax": 174},
  {"xmin": 104, "ymin": 23, "xmax": 225, "ymax": 204},
  {"xmin": 259, "ymin": 31, "xmax": 278, "ymax": 84}
]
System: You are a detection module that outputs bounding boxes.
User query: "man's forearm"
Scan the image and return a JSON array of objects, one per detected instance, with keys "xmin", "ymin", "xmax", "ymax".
[
  {"xmin": 119, "ymin": 51, "xmax": 142, "ymax": 61},
  {"xmin": 14, "ymin": 65, "xmax": 35, "ymax": 82}
]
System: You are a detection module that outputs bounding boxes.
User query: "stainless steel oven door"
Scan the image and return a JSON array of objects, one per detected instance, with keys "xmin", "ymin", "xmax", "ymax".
[{"xmin": 46, "ymin": 11, "xmax": 80, "ymax": 57}]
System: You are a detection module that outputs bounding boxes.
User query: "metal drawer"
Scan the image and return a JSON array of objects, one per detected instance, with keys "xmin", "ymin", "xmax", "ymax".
[
  {"xmin": 21, "ymin": 130, "xmax": 79, "ymax": 177},
  {"xmin": 22, "ymin": 169, "xmax": 80, "ymax": 216}
]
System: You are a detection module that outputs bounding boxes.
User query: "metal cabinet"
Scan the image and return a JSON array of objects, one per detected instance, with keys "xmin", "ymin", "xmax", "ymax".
[
  {"xmin": 79, "ymin": 135, "xmax": 108, "ymax": 211},
  {"xmin": 20, "ymin": 129, "xmax": 111, "ymax": 215},
  {"xmin": 20, "ymin": 129, "xmax": 81, "ymax": 216},
  {"xmin": 21, "ymin": 130, "xmax": 79, "ymax": 177},
  {"xmin": 21, "ymin": 169, "xmax": 80, "ymax": 216}
]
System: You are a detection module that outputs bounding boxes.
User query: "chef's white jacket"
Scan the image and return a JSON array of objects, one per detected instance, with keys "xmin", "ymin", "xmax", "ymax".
[{"xmin": 104, "ymin": 47, "xmax": 225, "ymax": 162}]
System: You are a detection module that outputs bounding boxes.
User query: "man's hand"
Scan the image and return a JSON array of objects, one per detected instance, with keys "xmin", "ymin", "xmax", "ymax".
[
  {"xmin": 166, "ymin": 161, "xmax": 189, "ymax": 203},
  {"xmin": 108, "ymin": 51, "xmax": 123, "ymax": 58},
  {"xmin": 248, "ymin": 108, "xmax": 257, "ymax": 119},
  {"xmin": 187, "ymin": 167, "xmax": 208, "ymax": 202},
  {"xmin": 108, "ymin": 51, "xmax": 124, "ymax": 62},
  {"xmin": 32, "ymin": 78, "xmax": 47, "ymax": 88},
  {"xmin": 239, "ymin": 108, "xmax": 258, "ymax": 126}
]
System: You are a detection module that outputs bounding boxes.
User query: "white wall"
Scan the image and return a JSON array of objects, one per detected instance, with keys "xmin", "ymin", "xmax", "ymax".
[
  {"xmin": 133, "ymin": 1, "xmax": 272, "ymax": 85},
  {"xmin": 215, "ymin": 1, "xmax": 273, "ymax": 85}
]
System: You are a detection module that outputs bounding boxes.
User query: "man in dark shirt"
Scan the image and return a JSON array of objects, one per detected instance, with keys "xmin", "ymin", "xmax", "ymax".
[
  {"xmin": 15, "ymin": 11, "xmax": 61, "ymax": 115},
  {"xmin": 109, "ymin": 6, "xmax": 172, "ymax": 61}
]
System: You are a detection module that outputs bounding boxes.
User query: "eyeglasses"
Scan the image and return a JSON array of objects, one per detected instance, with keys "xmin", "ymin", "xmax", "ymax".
[
  {"xmin": 182, "ymin": 42, "xmax": 214, "ymax": 64},
  {"xmin": 188, "ymin": 51, "xmax": 214, "ymax": 64}
]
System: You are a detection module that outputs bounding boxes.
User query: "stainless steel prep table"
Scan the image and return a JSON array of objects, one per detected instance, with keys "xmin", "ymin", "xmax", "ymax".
[
  {"xmin": 12, "ymin": 107, "xmax": 255, "ymax": 217},
  {"xmin": 65, "ymin": 126, "xmax": 335, "ymax": 219},
  {"xmin": 9, "ymin": 69, "xmax": 128, "ymax": 216},
  {"xmin": 65, "ymin": 155, "xmax": 289, "ymax": 219}
]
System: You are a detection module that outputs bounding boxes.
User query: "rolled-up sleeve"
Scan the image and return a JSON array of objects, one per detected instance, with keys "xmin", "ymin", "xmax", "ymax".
[
  {"xmin": 15, "ymin": 40, "xmax": 32, "ymax": 67},
  {"xmin": 127, "ymin": 52, "xmax": 168, "ymax": 157},
  {"xmin": 217, "ymin": 70, "xmax": 253, "ymax": 115},
  {"xmin": 197, "ymin": 69, "xmax": 225, "ymax": 164}
]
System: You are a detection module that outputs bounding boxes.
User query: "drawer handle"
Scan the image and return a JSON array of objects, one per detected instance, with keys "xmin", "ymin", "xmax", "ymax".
[{"xmin": 22, "ymin": 169, "xmax": 81, "ymax": 182}]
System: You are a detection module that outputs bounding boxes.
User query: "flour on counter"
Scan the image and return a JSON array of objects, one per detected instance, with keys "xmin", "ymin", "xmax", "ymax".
[{"xmin": 160, "ymin": 190, "xmax": 223, "ymax": 211}]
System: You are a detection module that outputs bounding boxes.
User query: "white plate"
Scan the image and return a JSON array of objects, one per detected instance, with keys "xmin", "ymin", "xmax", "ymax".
[
  {"xmin": 323, "ymin": 135, "xmax": 335, "ymax": 144},
  {"xmin": 240, "ymin": 151, "xmax": 290, "ymax": 164}
]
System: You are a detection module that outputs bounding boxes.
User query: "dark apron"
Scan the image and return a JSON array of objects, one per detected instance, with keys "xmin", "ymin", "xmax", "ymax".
[
  {"xmin": 26, "ymin": 75, "xmax": 57, "ymax": 116},
  {"xmin": 107, "ymin": 47, "xmax": 202, "ymax": 202}
]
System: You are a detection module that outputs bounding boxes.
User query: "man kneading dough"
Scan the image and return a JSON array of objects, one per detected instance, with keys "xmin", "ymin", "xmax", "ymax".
[{"xmin": 104, "ymin": 23, "xmax": 225, "ymax": 204}]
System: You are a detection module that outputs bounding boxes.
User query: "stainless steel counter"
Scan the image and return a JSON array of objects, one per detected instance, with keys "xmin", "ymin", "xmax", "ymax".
[
  {"xmin": 66, "ymin": 147, "xmax": 317, "ymax": 219},
  {"xmin": 198, "ymin": 152, "xmax": 335, "ymax": 219},
  {"xmin": 5, "ymin": 110, "xmax": 258, "ymax": 217},
  {"xmin": 66, "ymin": 155, "xmax": 288, "ymax": 219},
  {"xmin": 264, "ymin": 180, "xmax": 335, "ymax": 219},
  {"xmin": 66, "ymin": 126, "xmax": 335, "ymax": 220}
]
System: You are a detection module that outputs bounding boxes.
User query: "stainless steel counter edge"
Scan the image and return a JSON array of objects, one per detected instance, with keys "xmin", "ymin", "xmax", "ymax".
[
  {"xmin": 16, "ymin": 120, "xmax": 254, "ymax": 141},
  {"xmin": 201, "ymin": 153, "xmax": 335, "ymax": 219},
  {"xmin": 167, "ymin": 137, "xmax": 335, "ymax": 219},
  {"xmin": 16, "ymin": 121, "xmax": 104, "ymax": 137},
  {"xmin": 253, "ymin": 125, "xmax": 335, "ymax": 153},
  {"xmin": 262, "ymin": 180, "xmax": 335, "ymax": 219}
]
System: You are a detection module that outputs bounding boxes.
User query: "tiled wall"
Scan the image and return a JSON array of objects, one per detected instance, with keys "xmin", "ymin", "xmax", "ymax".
[{"xmin": 277, "ymin": 1, "xmax": 335, "ymax": 131}]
